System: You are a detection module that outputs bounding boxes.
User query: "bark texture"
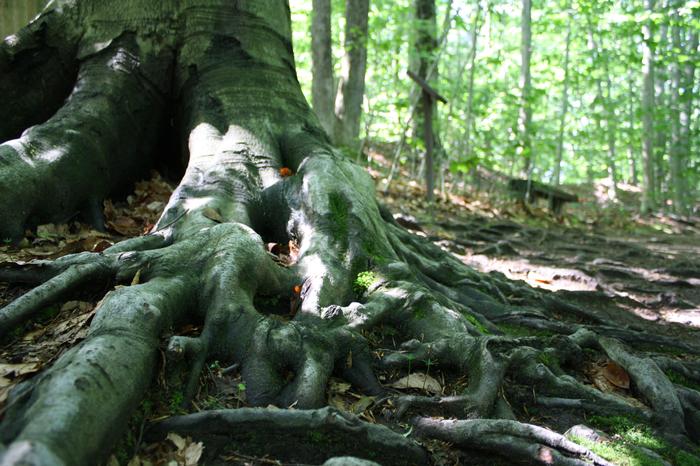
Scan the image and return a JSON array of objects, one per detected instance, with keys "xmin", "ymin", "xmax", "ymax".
[
  {"xmin": 311, "ymin": 0, "xmax": 334, "ymax": 137},
  {"xmin": 0, "ymin": 1, "xmax": 699, "ymax": 465},
  {"xmin": 333, "ymin": 0, "xmax": 370, "ymax": 149}
]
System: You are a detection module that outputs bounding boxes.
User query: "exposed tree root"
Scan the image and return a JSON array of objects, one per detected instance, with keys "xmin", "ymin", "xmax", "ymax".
[
  {"xmin": 146, "ymin": 407, "xmax": 428, "ymax": 465},
  {"xmin": 413, "ymin": 417, "xmax": 613, "ymax": 466}
]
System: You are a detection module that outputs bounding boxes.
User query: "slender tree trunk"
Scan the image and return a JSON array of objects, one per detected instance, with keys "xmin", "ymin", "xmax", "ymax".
[
  {"xmin": 680, "ymin": 30, "xmax": 697, "ymax": 210},
  {"xmin": 553, "ymin": 19, "xmax": 571, "ymax": 186},
  {"xmin": 518, "ymin": 0, "xmax": 533, "ymax": 177},
  {"xmin": 654, "ymin": 15, "xmax": 669, "ymax": 207},
  {"xmin": 669, "ymin": 8, "xmax": 684, "ymax": 213},
  {"xmin": 463, "ymin": 1, "xmax": 483, "ymax": 169},
  {"xmin": 627, "ymin": 59, "xmax": 639, "ymax": 186},
  {"xmin": 311, "ymin": 0, "xmax": 334, "ymax": 137},
  {"xmin": 412, "ymin": 0, "xmax": 438, "ymax": 201},
  {"xmin": 334, "ymin": 0, "xmax": 370, "ymax": 149},
  {"xmin": 641, "ymin": 0, "xmax": 656, "ymax": 213}
]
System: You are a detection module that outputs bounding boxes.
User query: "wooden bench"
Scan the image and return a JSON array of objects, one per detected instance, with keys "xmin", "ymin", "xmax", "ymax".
[{"xmin": 508, "ymin": 179, "xmax": 578, "ymax": 215}]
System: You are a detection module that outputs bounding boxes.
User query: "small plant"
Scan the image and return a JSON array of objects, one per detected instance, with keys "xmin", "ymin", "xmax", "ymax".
[{"xmin": 353, "ymin": 271, "xmax": 377, "ymax": 294}]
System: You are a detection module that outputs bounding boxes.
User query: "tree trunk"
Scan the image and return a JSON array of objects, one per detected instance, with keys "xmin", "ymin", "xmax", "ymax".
[
  {"xmin": 669, "ymin": 8, "xmax": 683, "ymax": 214},
  {"xmin": 463, "ymin": 1, "xmax": 483, "ymax": 171},
  {"xmin": 552, "ymin": 18, "xmax": 571, "ymax": 186},
  {"xmin": 333, "ymin": 0, "xmax": 370, "ymax": 149},
  {"xmin": 517, "ymin": 0, "xmax": 533, "ymax": 176},
  {"xmin": 311, "ymin": 0, "xmax": 335, "ymax": 138},
  {"xmin": 1, "ymin": 1, "xmax": 699, "ymax": 465},
  {"xmin": 627, "ymin": 58, "xmax": 639, "ymax": 186},
  {"xmin": 586, "ymin": 24, "xmax": 618, "ymax": 197},
  {"xmin": 641, "ymin": 0, "xmax": 656, "ymax": 213},
  {"xmin": 680, "ymin": 30, "xmax": 698, "ymax": 211}
]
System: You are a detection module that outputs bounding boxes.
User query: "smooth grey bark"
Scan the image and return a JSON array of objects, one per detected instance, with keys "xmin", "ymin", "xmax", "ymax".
[
  {"xmin": 333, "ymin": 0, "xmax": 370, "ymax": 149},
  {"xmin": 641, "ymin": 0, "xmax": 656, "ymax": 213},
  {"xmin": 311, "ymin": 0, "xmax": 334, "ymax": 137},
  {"xmin": 552, "ymin": 18, "xmax": 572, "ymax": 187},
  {"xmin": 517, "ymin": 0, "xmax": 533, "ymax": 176}
]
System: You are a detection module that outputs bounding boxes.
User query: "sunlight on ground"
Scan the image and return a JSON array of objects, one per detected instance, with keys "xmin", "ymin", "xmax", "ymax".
[{"xmin": 459, "ymin": 254, "xmax": 598, "ymax": 292}]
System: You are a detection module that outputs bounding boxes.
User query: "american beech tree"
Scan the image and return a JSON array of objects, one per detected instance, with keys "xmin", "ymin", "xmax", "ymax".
[{"xmin": 0, "ymin": 1, "xmax": 699, "ymax": 465}]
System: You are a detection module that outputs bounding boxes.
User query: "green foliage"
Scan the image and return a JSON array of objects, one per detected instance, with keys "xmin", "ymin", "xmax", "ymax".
[
  {"xmin": 290, "ymin": 0, "xmax": 700, "ymax": 210},
  {"xmin": 585, "ymin": 415, "xmax": 700, "ymax": 466},
  {"xmin": 353, "ymin": 270, "xmax": 377, "ymax": 294}
]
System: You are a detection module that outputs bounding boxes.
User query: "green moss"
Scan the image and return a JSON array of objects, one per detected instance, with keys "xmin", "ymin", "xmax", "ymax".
[
  {"xmin": 570, "ymin": 435, "xmax": 666, "ymax": 466},
  {"xmin": 586, "ymin": 415, "xmax": 700, "ymax": 466},
  {"xmin": 353, "ymin": 271, "xmax": 377, "ymax": 294},
  {"xmin": 465, "ymin": 313, "xmax": 490, "ymax": 334}
]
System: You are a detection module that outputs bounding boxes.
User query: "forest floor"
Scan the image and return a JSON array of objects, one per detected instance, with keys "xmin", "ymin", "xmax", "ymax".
[{"xmin": 1, "ymin": 150, "xmax": 699, "ymax": 465}]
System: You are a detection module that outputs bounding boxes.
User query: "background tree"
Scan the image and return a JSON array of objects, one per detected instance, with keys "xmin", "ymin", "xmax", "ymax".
[{"xmin": 309, "ymin": 0, "xmax": 370, "ymax": 149}]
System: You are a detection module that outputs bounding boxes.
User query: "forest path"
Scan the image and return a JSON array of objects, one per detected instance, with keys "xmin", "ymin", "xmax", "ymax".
[{"xmin": 380, "ymin": 178, "xmax": 700, "ymax": 345}]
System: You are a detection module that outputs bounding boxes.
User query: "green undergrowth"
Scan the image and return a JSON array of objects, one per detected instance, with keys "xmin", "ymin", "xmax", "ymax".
[
  {"xmin": 666, "ymin": 370, "xmax": 700, "ymax": 392},
  {"xmin": 580, "ymin": 415, "xmax": 700, "ymax": 466},
  {"xmin": 353, "ymin": 270, "xmax": 377, "ymax": 294}
]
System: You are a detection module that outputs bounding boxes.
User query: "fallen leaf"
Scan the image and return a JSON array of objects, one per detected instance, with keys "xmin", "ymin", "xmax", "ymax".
[
  {"xmin": 389, "ymin": 372, "xmax": 442, "ymax": 394},
  {"xmin": 167, "ymin": 433, "xmax": 186, "ymax": 451},
  {"xmin": 131, "ymin": 269, "xmax": 142, "ymax": 286},
  {"xmin": 202, "ymin": 207, "xmax": 223, "ymax": 223},
  {"xmin": 183, "ymin": 441, "xmax": 204, "ymax": 465},
  {"xmin": 0, "ymin": 362, "xmax": 42, "ymax": 381},
  {"xmin": 602, "ymin": 361, "xmax": 630, "ymax": 389}
]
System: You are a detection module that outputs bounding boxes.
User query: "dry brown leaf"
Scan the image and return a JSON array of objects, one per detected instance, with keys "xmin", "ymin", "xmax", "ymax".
[
  {"xmin": 0, "ymin": 362, "xmax": 42, "ymax": 379},
  {"xmin": 202, "ymin": 207, "xmax": 223, "ymax": 223},
  {"xmin": 107, "ymin": 217, "xmax": 140, "ymax": 236},
  {"xmin": 602, "ymin": 361, "xmax": 630, "ymax": 389},
  {"xmin": 389, "ymin": 372, "xmax": 442, "ymax": 394}
]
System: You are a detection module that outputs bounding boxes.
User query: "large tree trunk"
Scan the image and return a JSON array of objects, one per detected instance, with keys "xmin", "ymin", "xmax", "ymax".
[{"xmin": 1, "ymin": 1, "xmax": 699, "ymax": 465}]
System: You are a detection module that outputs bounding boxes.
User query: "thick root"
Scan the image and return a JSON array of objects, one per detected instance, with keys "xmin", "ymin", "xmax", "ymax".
[{"xmin": 146, "ymin": 407, "xmax": 428, "ymax": 466}]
